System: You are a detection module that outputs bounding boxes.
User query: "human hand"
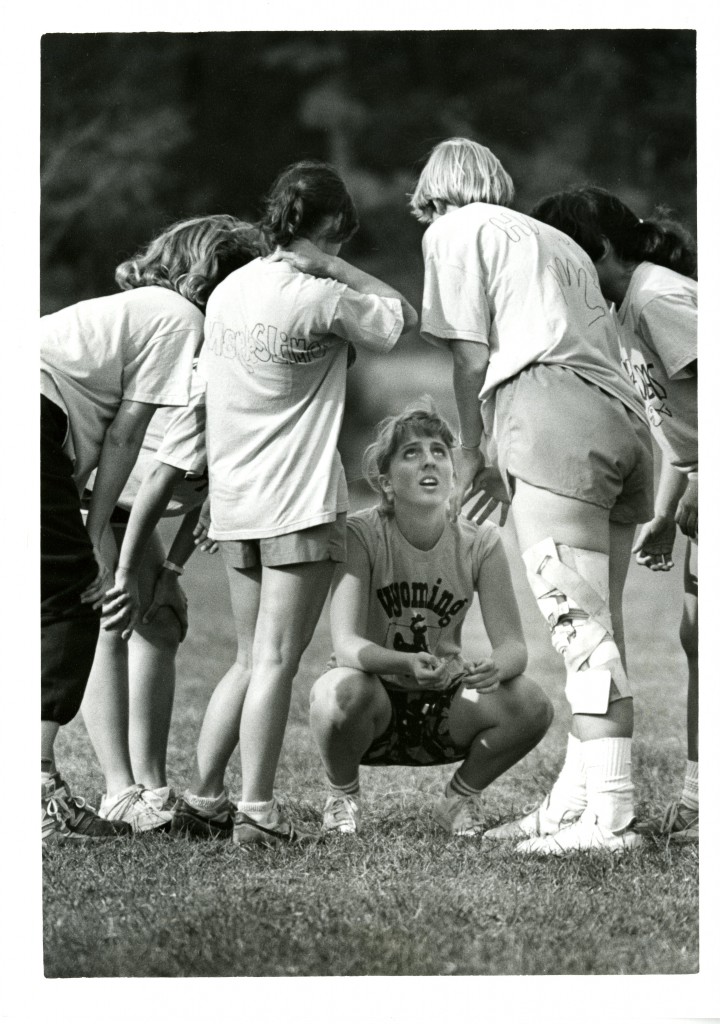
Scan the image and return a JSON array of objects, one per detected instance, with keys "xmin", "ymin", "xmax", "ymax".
[
  {"xmin": 463, "ymin": 466, "xmax": 510, "ymax": 527},
  {"xmin": 675, "ymin": 475, "xmax": 698, "ymax": 540},
  {"xmin": 407, "ymin": 652, "xmax": 452, "ymax": 688},
  {"xmin": 632, "ymin": 516, "xmax": 676, "ymax": 571},
  {"xmin": 265, "ymin": 238, "xmax": 335, "ymax": 279},
  {"xmin": 80, "ymin": 547, "xmax": 114, "ymax": 609},
  {"xmin": 143, "ymin": 569, "xmax": 189, "ymax": 642},
  {"xmin": 450, "ymin": 447, "xmax": 486, "ymax": 519},
  {"xmin": 461, "ymin": 658, "xmax": 501, "ymax": 693},
  {"xmin": 193, "ymin": 497, "xmax": 218, "ymax": 553},
  {"xmin": 100, "ymin": 569, "xmax": 141, "ymax": 640}
]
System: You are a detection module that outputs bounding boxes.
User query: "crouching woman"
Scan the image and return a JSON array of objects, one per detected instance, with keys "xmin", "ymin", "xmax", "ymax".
[{"xmin": 309, "ymin": 405, "xmax": 553, "ymax": 836}]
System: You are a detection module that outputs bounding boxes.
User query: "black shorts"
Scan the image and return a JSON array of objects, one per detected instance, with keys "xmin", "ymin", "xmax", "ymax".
[{"xmin": 360, "ymin": 680, "xmax": 469, "ymax": 767}]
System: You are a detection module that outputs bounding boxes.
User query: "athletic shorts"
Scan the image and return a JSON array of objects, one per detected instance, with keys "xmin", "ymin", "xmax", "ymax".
[
  {"xmin": 219, "ymin": 513, "xmax": 347, "ymax": 570},
  {"xmin": 361, "ymin": 679, "xmax": 469, "ymax": 767},
  {"xmin": 493, "ymin": 364, "xmax": 654, "ymax": 525}
]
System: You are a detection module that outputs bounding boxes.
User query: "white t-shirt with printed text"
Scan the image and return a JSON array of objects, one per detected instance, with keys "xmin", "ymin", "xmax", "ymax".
[
  {"xmin": 41, "ymin": 286, "xmax": 202, "ymax": 492},
  {"xmin": 615, "ymin": 262, "xmax": 697, "ymax": 475},
  {"xmin": 420, "ymin": 202, "xmax": 646, "ymax": 432},
  {"xmin": 200, "ymin": 258, "xmax": 403, "ymax": 539},
  {"xmin": 333, "ymin": 507, "xmax": 502, "ymax": 691}
]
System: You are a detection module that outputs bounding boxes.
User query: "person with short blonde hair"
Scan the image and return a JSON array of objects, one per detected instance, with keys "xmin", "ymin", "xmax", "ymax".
[{"xmin": 411, "ymin": 138, "xmax": 654, "ymax": 855}]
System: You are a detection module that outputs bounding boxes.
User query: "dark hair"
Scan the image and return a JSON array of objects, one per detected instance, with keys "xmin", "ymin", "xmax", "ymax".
[
  {"xmin": 260, "ymin": 160, "xmax": 359, "ymax": 249},
  {"xmin": 362, "ymin": 401, "xmax": 456, "ymax": 516},
  {"xmin": 115, "ymin": 216, "xmax": 268, "ymax": 310},
  {"xmin": 530, "ymin": 187, "xmax": 697, "ymax": 279}
]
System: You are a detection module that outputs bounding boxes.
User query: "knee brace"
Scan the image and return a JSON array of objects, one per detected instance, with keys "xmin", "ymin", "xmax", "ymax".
[{"xmin": 522, "ymin": 538, "xmax": 630, "ymax": 714}]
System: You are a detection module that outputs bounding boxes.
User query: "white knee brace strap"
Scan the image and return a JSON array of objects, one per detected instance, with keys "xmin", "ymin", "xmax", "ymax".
[{"xmin": 523, "ymin": 538, "xmax": 630, "ymax": 713}]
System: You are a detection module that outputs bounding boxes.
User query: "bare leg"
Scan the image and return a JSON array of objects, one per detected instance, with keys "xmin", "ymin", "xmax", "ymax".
[
  {"xmin": 448, "ymin": 674, "xmax": 553, "ymax": 789},
  {"xmin": 190, "ymin": 566, "xmax": 262, "ymax": 798},
  {"xmin": 240, "ymin": 561, "xmax": 336, "ymax": 803},
  {"xmin": 41, "ymin": 720, "xmax": 60, "ymax": 769},
  {"xmin": 511, "ymin": 479, "xmax": 632, "ymax": 740},
  {"xmin": 80, "ymin": 628, "xmax": 133, "ymax": 795},
  {"xmin": 309, "ymin": 668, "xmax": 391, "ymax": 786},
  {"xmin": 681, "ymin": 541, "xmax": 698, "ymax": 763}
]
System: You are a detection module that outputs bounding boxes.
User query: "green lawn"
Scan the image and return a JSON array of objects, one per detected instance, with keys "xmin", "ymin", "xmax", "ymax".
[{"xmin": 44, "ymin": 485, "xmax": 699, "ymax": 979}]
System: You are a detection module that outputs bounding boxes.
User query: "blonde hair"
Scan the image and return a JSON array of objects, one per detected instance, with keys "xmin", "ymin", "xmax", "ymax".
[
  {"xmin": 362, "ymin": 401, "xmax": 456, "ymax": 516},
  {"xmin": 115, "ymin": 216, "xmax": 268, "ymax": 311},
  {"xmin": 410, "ymin": 137, "xmax": 515, "ymax": 224}
]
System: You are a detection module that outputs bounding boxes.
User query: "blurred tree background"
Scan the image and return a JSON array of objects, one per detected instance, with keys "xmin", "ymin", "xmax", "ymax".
[{"xmin": 41, "ymin": 29, "xmax": 696, "ymax": 475}]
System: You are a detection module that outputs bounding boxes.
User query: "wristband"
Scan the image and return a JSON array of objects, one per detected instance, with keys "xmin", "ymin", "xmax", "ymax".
[{"xmin": 162, "ymin": 559, "xmax": 185, "ymax": 576}]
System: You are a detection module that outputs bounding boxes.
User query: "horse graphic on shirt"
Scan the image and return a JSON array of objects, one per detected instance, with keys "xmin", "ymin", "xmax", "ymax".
[{"xmin": 393, "ymin": 613, "xmax": 430, "ymax": 654}]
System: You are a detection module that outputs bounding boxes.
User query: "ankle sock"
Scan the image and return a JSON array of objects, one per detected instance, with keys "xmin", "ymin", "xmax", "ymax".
[
  {"xmin": 582, "ymin": 736, "xmax": 634, "ymax": 832},
  {"xmin": 446, "ymin": 769, "xmax": 483, "ymax": 800},
  {"xmin": 184, "ymin": 789, "xmax": 229, "ymax": 813},
  {"xmin": 681, "ymin": 760, "xmax": 699, "ymax": 812},
  {"xmin": 236, "ymin": 797, "xmax": 276, "ymax": 824}
]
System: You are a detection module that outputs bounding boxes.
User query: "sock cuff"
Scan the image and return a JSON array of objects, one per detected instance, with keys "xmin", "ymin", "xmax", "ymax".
[
  {"xmin": 328, "ymin": 777, "xmax": 360, "ymax": 797},
  {"xmin": 685, "ymin": 759, "xmax": 699, "ymax": 784},
  {"xmin": 236, "ymin": 798, "xmax": 274, "ymax": 816},
  {"xmin": 185, "ymin": 789, "xmax": 229, "ymax": 812},
  {"xmin": 448, "ymin": 770, "xmax": 483, "ymax": 799}
]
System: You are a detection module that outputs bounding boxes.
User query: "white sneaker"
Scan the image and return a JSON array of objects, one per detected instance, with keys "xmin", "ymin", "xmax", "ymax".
[
  {"xmin": 433, "ymin": 792, "xmax": 485, "ymax": 837},
  {"xmin": 322, "ymin": 794, "xmax": 360, "ymax": 834},
  {"xmin": 516, "ymin": 809, "xmax": 644, "ymax": 856},
  {"xmin": 483, "ymin": 795, "xmax": 583, "ymax": 842},
  {"xmin": 145, "ymin": 785, "xmax": 176, "ymax": 811},
  {"xmin": 100, "ymin": 784, "xmax": 173, "ymax": 834}
]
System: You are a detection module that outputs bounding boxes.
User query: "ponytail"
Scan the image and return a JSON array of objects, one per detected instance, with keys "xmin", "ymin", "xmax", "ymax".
[{"xmin": 260, "ymin": 161, "xmax": 358, "ymax": 249}]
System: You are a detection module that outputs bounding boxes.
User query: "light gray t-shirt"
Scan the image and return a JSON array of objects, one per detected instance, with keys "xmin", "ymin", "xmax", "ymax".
[
  {"xmin": 616, "ymin": 262, "xmax": 697, "ymax": 475},
  {"xmin": 199, "ymin": 258, "xmax": 403, "ymax": 540}
]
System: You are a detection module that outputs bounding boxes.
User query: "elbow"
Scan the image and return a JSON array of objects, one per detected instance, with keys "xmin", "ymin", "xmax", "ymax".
[{"xmin": 400, "ymin": 301, "xmax": 419, "ymax": 335}]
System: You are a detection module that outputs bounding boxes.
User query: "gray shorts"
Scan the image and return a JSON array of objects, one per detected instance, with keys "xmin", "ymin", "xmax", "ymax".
[
  {"xmin": 218, "ymin": 513, "xmax": 347, "ymax": 569},
  {"xmin": 494, "ymin": 364, "xmax": 654, "ymax": 525}
]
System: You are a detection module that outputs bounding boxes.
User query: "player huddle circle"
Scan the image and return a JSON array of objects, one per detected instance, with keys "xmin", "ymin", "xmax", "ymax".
[{"xmin": 40, "ymin": 138, "xmax": 698, "ymax": 854}]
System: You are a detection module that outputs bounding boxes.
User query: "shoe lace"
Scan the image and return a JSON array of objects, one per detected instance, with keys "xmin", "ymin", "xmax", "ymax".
[
  {"xmin": 327, "ymin": 796, "xmax": 355, "ymax": 825},
  {"xmin": 660, "ymin": 799, "xmax": 695, "ymax": 833},
  {"xmin": 108, "ymin": 786, "xmax": 147, "ymax": 820},
  {"xmin": 46, "ymin": 790, "xmax": 88, "ymax": 827}
]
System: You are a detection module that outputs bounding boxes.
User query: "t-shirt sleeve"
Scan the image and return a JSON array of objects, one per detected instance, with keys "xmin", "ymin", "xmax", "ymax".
[
  {"xmin": 420, "ymin": 225, "xmax": 491, "ymax": 348},
  {"xmin": 470, "ymin": 520, "xmax": 503, "ymax": 588},
  {"xmin": 638, "ymin": 294, "xmax": 697, "ymax": 380},
  {"xmin": 329, "ymin": 287, "xmax": 404, "ymax": 354},
  {"xmin": 154, "ymin": 387, "xmax": 207, "ymax": 474},
  {"xmin": 346, "ymin": 509, "xmax": 380, "ymax": 568},
  {"xmin": 123, "ymin": 321, "xmax": 200, "ymax": 407}
]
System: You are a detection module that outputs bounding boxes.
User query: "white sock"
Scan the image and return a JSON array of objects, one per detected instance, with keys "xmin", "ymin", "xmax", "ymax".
[
  {"xmin": 544, "ymin": 733, "xmax": 587, "ymax": 824},
  {"xmin": 681, "ymin": 760, "xmax": 699, "ymax": 812},
  {"xmin": 582, "ymin": 736, "xmax": 634, "ymax": 832},
  {"xmin": 236, "ymin": 797, "xmax": 276, "ymax": 824},
  {"xmin": 184, "ymin": 789, "xmax": 228, "ymax": 813}
]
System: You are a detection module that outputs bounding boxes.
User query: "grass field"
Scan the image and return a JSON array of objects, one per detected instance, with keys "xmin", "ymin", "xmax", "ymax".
[{"xmin": 43, "ymin": 474, "xmax": 699, "ymax": 980}]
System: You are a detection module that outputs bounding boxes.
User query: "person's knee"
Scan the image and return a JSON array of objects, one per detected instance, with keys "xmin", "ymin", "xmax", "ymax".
[
  {"xmin": 136, "ymin": 606, "xmax": 183, "ymax": 648},
  {"xmin": 507, "ymin": 676, "xmax": 554, "ymax": 739},
  {"xmin": 310, "ymin": 669, "xmax": 377, "ymax": 729},
  {"xmin": 679, "ymin": 609, "xmax": 698, "ymax": 661}
]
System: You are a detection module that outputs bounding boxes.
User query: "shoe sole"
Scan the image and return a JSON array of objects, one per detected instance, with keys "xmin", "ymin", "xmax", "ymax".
[
  {"xmin": 233, "ymin": 818, "xmax": 317, "ymax": 848},
  {"xmin": 171, "ymin": 815, "xmax": 233, "ymax": 841},
  {"xmin": 518, "ymin": 834, "xmax": 644, "ymax": 856}
]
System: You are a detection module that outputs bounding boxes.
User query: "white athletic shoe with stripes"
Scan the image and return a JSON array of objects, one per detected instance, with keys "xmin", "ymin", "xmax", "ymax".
[
  {"xmin": 322, "ymin": 794, "xmax": 360, "ymax": 834},
  {"xmin": 516, "ymin": 809, "xmax": 643, "ymax": 856},
  {"xmin": 433, "ymin": 792, "xmax": 485, "ymax": 836},
  {"xmin": 483, "ymin": 794, "xmax": 582, "ymax": 841}
]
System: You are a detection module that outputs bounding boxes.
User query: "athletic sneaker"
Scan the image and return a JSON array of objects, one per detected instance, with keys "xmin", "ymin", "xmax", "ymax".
[
  {"xmin": 233, "ymin": 801, "xmax": 316, "ymax": 848},
  {"xmin": 322, "ymin": 794, "xmax": 360, "ymax": 835},
  {"xmin": 99, "ymin": 783, "xmax": 172, "ymax": 834},
  {"xmin": 42, "ymin": 773, "xmax": 131, "ymax": 844},
  {"xmin": 516, "ymin": 809, "xmax": 644, "ymax": 856},
  {"xmin": 171, "ymin": 794, "xmax": 235, "ymax": 840},
  {"xmin": 433, "ymin": 792, "xmax": 485, "ymax": 837},
  {"xmin": 147, "ymin": 785, "xmax": 177, "ymax": 811},
  {"xmin": 659, "ymin": 800, "xmax": 699, "ymax": 843},
  {"xmin": 483, "ymin": 795, "xmax": 583, "ymax": 842}
]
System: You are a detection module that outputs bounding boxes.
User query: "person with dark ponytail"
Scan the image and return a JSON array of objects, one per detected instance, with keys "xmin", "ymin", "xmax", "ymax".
[
  {"xmin": 172, "ymin": 161, "xmax": 417, "ymax": 847},
  {"xmin": 531, "ymin": 186, "xmax": 698, "ymax": 842}
]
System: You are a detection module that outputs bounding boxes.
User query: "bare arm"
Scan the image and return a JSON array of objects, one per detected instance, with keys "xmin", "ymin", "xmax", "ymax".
[
  {"xmin": 270, "ymin": 239, "xmax": 418, "ymax": 334},
  {"xmin": 445, "ymin": 340, "xmax": 491, "ymax": 516},
  {"xmin": 468, "ymin": 539, "xmax": 528, "ymax": 688}
]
